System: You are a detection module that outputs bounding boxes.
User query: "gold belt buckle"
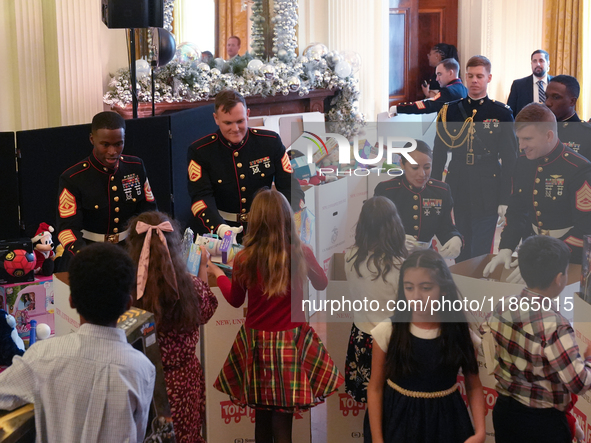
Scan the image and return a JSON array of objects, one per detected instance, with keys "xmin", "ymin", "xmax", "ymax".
[
  {"xmin": 105, "ymin": 234, "xmax": 120, "ymax": 243},
  {"xmin": 466, "ymin": 153, "xmax": 474, "ymax": 165},
  {"xmin": 538, "ymin": 228, "xmax": 550, "ymax": 236},
  {"xmin": 239, "ymin": 213, "xmax": 248, "ymax": 222}
]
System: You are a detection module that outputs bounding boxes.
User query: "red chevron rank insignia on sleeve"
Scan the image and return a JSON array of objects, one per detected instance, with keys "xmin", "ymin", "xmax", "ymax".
[
  {"xmin": 188, "ymin": 160, "xmax": 202, "ymax": 182},
  {"xmin": 281, "ymin": 152, "xmax": 293, "ymax": 173},
  {"xmin": 58, "ymin": 188, "xmax": 77, "ymax": 218},
  {"xmin": 576, "ymin": 182, "xmax": 591, "ymax": 212},
  {"xmin": 58, "ymin": 229, "xmax": 76, "ymax": 247},
  {"xmin": 191, "ymin": 200, "xmax": 207, "ymax": 216},
  {"xmin": 144, "ymin": 178, "xmax": 154, "ymax": 201},
  {"xmin": 416, "ymin": 101, "xmax": 426, "ymax": 110}
]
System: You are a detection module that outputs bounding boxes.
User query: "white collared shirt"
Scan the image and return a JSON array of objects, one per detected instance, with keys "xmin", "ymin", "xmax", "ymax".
[
  {"xmin": 0, "ymin": 323, "xmax": 155, "ymax": 443},
  {"xmin": 533, "ymin": 74, "xmax": 549, "ymax": 103}
]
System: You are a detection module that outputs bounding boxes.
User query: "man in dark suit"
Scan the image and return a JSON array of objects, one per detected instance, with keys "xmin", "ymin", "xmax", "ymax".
[
  {"xmin": 507, "ymin": 49, "xmax": 552, "ymax": 116},
  {"xmin": 392, "ymin": 58, "xmax": 468, "ymax": 115}
]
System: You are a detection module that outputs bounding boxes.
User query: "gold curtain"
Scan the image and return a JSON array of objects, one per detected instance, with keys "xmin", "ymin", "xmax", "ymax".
[
  {"xmin": 543, "ymin": 0, "xmax": 583, "ymax": 115},
  {"xmin": 217, "ymin": 0, "xmax": 248, "ymax": 59}
]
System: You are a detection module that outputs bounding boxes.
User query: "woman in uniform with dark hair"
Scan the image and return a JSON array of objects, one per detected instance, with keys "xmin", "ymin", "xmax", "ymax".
[{"xmin": 374, "ymin": 140, "xmax": 463, "ymax": 259}]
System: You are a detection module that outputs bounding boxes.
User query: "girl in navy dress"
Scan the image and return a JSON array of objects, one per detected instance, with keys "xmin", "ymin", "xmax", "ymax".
[{"xmin": 366, "ymin": 249, "xmax": 485, "ymax": 443}]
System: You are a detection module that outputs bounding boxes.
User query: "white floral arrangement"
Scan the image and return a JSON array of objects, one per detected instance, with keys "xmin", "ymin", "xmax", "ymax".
[{"xmin": 103, "ymin": 50, "xmax": 365, "ymax": 139}]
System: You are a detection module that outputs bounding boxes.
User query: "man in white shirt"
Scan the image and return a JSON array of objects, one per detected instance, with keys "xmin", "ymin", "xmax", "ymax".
[
  {"xmin": 0, "ymin": 243, "xmax": 156, "ymax": 443},
  {"xmin": 507, "ymin": 49, "xmax": 553, "ymax": 117}
]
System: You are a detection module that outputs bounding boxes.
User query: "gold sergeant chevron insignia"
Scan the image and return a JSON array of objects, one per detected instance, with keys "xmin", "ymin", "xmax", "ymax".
[
  {"xmin": 281, "ymin": 152, "xmax": 293, "ymax": 173},
  {"xmin": 188, "ymin": 160, "xmax": 202, "ymax": 182},
  {"xmin": 576, "ymin": 182, "xmax": 591, "ymax": 212},
  {"xmin": 191, "ymin": 200, "xmax": 207, "ymax": 216},
  {"xmin": 58, "ymin": 229, "xmax": 76, "ymax": 247},
  {"xmin": 58, "ymin": 188, "xmax": 77, "ymax": 218},
  {"xmin": 144, "ymin": 178, "xmax": 154, "ymax": 202}
]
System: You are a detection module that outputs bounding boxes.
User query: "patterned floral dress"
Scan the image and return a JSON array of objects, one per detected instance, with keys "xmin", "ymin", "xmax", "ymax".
[{"xmin": 157, "ymin": 277, "xmax": 218, "ymax": 443}]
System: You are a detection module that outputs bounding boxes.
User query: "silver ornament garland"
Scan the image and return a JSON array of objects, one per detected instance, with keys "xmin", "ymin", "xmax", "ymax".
[
  {"xmin": 163, "ymin": 0, "xmax": 174, "ymax": 32},
  {"xmin": 272, "ymin": 0, "xmax": 298, "ymax": 62},
  {"xmin": 250, "ymin": 0, "xmax": 266, "ymax": 59}
]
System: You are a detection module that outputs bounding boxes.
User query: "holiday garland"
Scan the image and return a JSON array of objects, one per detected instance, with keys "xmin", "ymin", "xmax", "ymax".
[{"xmin": 103, "ymin": 52, "xmax": 365, "ymax": 138}]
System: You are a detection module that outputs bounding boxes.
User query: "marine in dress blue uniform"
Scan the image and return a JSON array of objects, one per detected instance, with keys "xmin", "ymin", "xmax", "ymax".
[
  {"xmin": 188, "ymin": 128, "xmax": 303, "ymax": 235},
  {"xmin": 57, "ymin": 153, "xmax": 157, "ymax": 258},
  {"xmin": 433, "ymin": 96, "xmax": 518, "ymax": 261},
  {"xmin": 374, "ymin": 176, "xmax": 463, "ymax": 246},
  {"xmin": 396, "ymin": 79, "xmax": 468, "ymax": 115},
  {"xmin": 499, "ymin": 144, "xmax": 591, "ymax": 264}
]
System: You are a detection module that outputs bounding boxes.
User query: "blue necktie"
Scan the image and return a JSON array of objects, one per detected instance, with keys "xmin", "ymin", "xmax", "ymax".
[{"xmin": 537, "ymin": 80, "xmax": 546, "ymax": 103}]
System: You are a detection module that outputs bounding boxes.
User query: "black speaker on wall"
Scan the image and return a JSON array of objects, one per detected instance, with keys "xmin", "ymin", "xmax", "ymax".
[{"xmin": 102, "ymin": 0, "xmax": 164, "ymax": 29}]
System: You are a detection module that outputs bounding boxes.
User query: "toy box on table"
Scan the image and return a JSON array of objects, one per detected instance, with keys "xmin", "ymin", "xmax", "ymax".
[{"xmin": 0, "ymin": 275, "xmax": 55, "ymax": 342}]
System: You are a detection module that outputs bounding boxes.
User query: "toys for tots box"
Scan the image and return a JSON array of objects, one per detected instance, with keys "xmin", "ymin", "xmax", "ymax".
[
  {"xmin": 449, "ymin": 254, "xmax": 582, "ymax": 443},
  {"xmin": 1, "ymin": 275, "xmax": 55, "ymax": 341},
  {"xmin": 201, "ymin": 278, "xmax": 311, "ymax": 443}
]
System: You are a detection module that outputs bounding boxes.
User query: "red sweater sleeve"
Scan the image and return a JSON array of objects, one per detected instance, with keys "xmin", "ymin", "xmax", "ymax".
[
  {"xmin": 303, "ymin": 245, "xmax": 328, "ymax": 290},
  {"xmin": 216, "ymin": 275, "xmax": 247, "ymax": 308}
]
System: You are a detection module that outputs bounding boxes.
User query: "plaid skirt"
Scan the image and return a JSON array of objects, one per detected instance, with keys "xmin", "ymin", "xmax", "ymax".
[{"xmin": 214, "ymin": 323, "xmax": 344, "ymax": 412}]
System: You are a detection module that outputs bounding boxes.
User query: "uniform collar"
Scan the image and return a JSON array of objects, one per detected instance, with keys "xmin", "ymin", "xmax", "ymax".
[
  {"xmin": 562, "ymin": 112, "xmax": 580, "ymax": 123},
  {"xmin": 537, "ymin": 141, "xmax": 563, "ymax": 164},
  {"xmin": 466, "ymin": 95, "xmax": 488, "ymax": 106},
  {"xmin": 447, "ymin": 78, "xmax": 462, "ymax": 86},
  {"xmin": 402, "ymin": 174, "xmax": 427, "ymax": 192},
  {"xmin": 89, "ymin": 151, "xmax": 119, "ymax": 175},
  {"xmin": 217, "ymin": 129, "xmax": 249, "ymax": 150}
]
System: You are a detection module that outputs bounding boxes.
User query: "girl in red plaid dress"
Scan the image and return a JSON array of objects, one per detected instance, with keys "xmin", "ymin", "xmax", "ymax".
[{"xmin": 209, "ymin": 189, "xmax": 344, "ymax": 443}]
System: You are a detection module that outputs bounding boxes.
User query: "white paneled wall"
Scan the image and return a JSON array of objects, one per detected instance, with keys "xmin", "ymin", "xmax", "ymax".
[
  {"xmin": 14, "ymin": 0, "xmax": 49, "ymax": 130},
  {"xmin": 54, "ymin": 0, "xmax": 104, "ymax": 125}
]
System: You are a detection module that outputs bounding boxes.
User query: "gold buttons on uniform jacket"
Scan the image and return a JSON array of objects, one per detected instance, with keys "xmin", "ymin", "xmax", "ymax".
[
  {"xmin": 234, "ymin": 152, "xmax": 239, "ymax": 157},
  {"xmin": 414, "ymin": 226, "xmax": 419, "ymax": 231},
  {"xmin": 535, "ymin": 178, "xmax": 540, "ymax": 183},
  {"xmin": 261, "ymin": 173, "xmax": 265, "ymax": 177},
  {"xmin": 133, "ymin": 198, "xmax": 136, "ymax": 202},
  {"xmin": 113, "ymin": 228, "xmax": 119, "ymax": 233},
  {"xmin": 83, "ymin": 163, "xmax": 87, "ymax": 167},
  {"xmin": 115, "ymin": 207, "xmax": 120, "ymax": 212},
  {"xmin": 95, "ymin": 205, "xmax": 99, "ymax": 209},
  {"xmin": 538, "ymin": 222, "xmax": 543, "ymax": 227},
  {"xmin": 533, "ymin": 190, "xmax": 538, "ymax": 195},
  {"xmin": 413, "ymin": 215, "xmax": 418, "ymax": 220},
  {"xmin": 112, "ymin": 186, "xmax": 117, "ymax": 191},
  {"xmin": 241, "ymin": 187, "xmax": 246, "ymax": 191},
  {"xmin": 241, "ymin": 198, "xmax": 246, "ymax": 203},
  {"xmin": 237, "ymin": 163, "xmax": 243, "ymax": 168},
  {"xmin": 534, "ymin": 202, "xmax": 538, "ymax": 206},
  {"xmin": 111, "ymin": 176, "xmax": 114, "ymax": 181},
  {"xmin": 218, "ymin": 179, "xmax": 222, "ymax": 183},
  {"xmin": 413, "ymin": 205, "xmax": 418, "ymax": 210},
  {"xmin": 103, "ymin": 167, "xmax": 108, "ymax": 172},
  {"xmin": 114, "ymin": 218, "xmax": 119, "ymax": 223},
  {"xmin": 241, "ymin": 209, "xmax": 246, "ymax": 213},
  {"xmin": 536, "ymin": 211, "xmax": 541, "ymax": 216},
  {"xmin": 413, "ymin": 195, "xmax": 419, "ymax": 200},
  {"xmin": 240, "ymin": 174, "xmax": 245, "ymax": 179},
  {"xmin": 114, "ymin": 196, "xmax": 119, "ymax": 202},
  {"xmin": 537, "ymin": 167, "xmax": 543, "ymax": 172}
]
